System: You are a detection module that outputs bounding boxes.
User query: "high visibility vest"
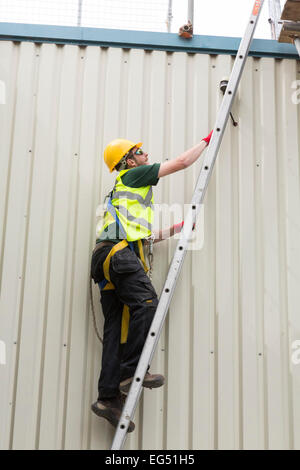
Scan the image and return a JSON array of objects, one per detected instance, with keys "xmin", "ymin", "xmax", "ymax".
[{"xmin": 97, "ymin": 169, "xmax": 154, "ymax": 242}]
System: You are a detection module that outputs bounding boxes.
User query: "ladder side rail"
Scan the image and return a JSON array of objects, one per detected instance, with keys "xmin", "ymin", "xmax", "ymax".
[
  {"xmin": 188, "ymin": 0, "xmax": 194, "ymax": 24},
  {"xmin": 295, "ymin": 38, "xmax": 300, "ymax": 57},
  {"xmin": 111, "ymin": 0, "xmax": 265, "ymax": 451},
  {"xmin": 269, "ymin": 0, "xmax": 277, "ymax": 39},
  {"xmin": 274, "ymin": 0, "xmax": 282, "ymax": 39},
  {"xmin": 268, "ymin": 0, "xmax": 282, "ymax": 39}
]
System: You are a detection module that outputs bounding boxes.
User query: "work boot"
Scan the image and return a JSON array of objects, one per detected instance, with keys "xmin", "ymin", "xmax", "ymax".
[
  {"xmin": 91, "ymin": 394, "xmax": 135, "ymax": 432},
  {"xmin": 120, "ymin": 372, "xmax": 165, "ymax": 394}
]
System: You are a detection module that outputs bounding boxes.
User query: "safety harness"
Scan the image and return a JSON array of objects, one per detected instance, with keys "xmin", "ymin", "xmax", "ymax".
[{"xmin": 93, "ymin": 194, "xmax": 149, "ymax": 344}]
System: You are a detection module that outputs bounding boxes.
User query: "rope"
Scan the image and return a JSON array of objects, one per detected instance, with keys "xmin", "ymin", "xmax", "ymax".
[
  {"xmin": 146, "ymin": 236, "xmax": 155, "ymax": 281},
  {"xmin": 89, "ymin": 275, "xmax": 103, "ymax": 344}
]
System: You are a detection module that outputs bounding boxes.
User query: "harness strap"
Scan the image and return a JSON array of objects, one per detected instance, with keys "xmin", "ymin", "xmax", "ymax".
[
  {"xmin": 137, "ymin": 239, "xmax": 149, "ymax": 273},
  {"xmin": 120, "ymin": 304, "xmax": 130, "ymax": 345},
  {"xmin": 103, "ymin": 239, "xmax": 128, "ymax": 289},
  {"xmin": 99, "ymin": 239, "xmax": 148, "ymax": 345}
]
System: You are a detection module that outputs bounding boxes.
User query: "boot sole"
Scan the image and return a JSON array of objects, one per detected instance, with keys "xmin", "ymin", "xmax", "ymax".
[
  {"xmin": 91, "ymin": 402, "xmax": 135, "ymax": 433},
  {"xmin": 120, "ymin": 376, "xmax": 165, "ymax": 394}
]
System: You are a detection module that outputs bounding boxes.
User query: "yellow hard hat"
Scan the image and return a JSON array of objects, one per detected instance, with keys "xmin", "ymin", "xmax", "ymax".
[{"xmin": 103, "ymin": 138, "xmax": 143, "ymax": 172}]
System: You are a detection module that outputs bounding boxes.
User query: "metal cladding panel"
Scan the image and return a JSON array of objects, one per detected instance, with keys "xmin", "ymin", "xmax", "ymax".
[{"xmin": 0, "ymin": 40, "xmax": 300, "ymax": 450}]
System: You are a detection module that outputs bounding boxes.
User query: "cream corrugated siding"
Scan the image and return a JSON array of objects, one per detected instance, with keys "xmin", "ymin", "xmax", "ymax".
[{"xmin": 0, "ymin": 40, "xmax": 300, "ymax": 450}]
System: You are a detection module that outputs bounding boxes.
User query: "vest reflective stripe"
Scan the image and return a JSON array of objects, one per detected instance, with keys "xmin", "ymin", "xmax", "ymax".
[
  {"xmin": 97, "ymin": 168, "xmax": 154, "ymax": 242},
  {"xmin": 114, "ymin": 204, "xmax": 152, "ymax": 231},
  {"xmin": 112, "ymin": 188, "xmax": 153, "ymax": 208},
  {"xmin": 96, "ymin": 211, "xmax": 114, "ymax": 239}
]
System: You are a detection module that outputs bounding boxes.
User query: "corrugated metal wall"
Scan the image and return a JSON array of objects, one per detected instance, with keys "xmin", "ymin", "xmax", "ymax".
[{"xmin": 0, "ymin": 39, "xmax": 300, "ymax": 450}]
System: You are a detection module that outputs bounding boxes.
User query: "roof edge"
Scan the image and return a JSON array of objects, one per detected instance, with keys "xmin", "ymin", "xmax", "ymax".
[{"xmin": 0, "ymin": 22, "xmax": 298, "ymax": 59}]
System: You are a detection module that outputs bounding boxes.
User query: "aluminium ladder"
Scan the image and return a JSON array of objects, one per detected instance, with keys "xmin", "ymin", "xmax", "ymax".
[
  {"xmin": 111, "ymin": 0, "xmax": 265, "ymax": 450},
  {"xmin": 268, "ymin": 0, "xmax": 282, "ymax": 39}
]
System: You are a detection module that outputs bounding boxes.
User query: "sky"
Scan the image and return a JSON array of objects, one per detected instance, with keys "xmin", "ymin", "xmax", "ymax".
[
  {"xmin": 175, "ymin": 0, "xmax": 286, "ymax": 39},
  {"xmin": 0, "ymin": 0, "xmax": 287, "ymax": 39}
]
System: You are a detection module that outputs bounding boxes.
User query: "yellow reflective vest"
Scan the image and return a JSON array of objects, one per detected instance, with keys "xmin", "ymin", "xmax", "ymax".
[{"xmin": 97, "ymin": 169, "xmax": 154, "ymax": 242}]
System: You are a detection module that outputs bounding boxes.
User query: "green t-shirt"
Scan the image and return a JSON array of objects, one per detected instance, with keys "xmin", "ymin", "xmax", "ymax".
[
  {"xmin": 121, "ymin": 163, "xmax": 161, "ymax": 188},
  {"xmin": 96, "ymin": 163, "xmax": 161, "ymax": 250}
]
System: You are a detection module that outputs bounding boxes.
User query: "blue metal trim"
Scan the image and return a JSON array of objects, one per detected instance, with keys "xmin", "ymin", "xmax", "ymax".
[{"xmin": 0, "ymin": 22, "xmax": 298, "ymax": 59}]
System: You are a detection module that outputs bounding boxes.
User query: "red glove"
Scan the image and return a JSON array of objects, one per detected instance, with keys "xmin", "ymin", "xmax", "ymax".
[
  {"xmin": 174, "ymin": 221, "xmax": 184, "ymax": 234},
  {"xmin": 174, "ymin": 221, "xmax": 195, "ymax": 234},
  {"xmin": 203, "ymin": 130, "xmax": 213, "ymax": 145}
]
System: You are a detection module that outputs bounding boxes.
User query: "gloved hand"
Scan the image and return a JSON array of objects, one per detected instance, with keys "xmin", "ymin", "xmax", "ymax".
[
  {"xmin": 173, "ymin": 221, "xmax": 184, "ymax": 234},
  {"xmin": 202, "ymin": 130, "xmax": 213, "ymax": 145},
  {"xmin": 174, "ymin": 221, "xmax": 195, "ymax": 233}
]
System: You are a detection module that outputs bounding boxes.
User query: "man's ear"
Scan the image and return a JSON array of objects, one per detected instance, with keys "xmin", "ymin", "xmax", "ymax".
[{"xmin": 126, "ymin": 157, "xmax": 136, "ymax": 169}]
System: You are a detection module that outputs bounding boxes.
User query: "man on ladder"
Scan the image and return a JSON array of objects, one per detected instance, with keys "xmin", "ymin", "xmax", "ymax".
[
  {"xmin": 90, "ymin": 133, "xmax": 212, "ymax": 432},
  {"xmin": 109, "ymin": 0, "xmax": 265, "ymax": 450}
]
